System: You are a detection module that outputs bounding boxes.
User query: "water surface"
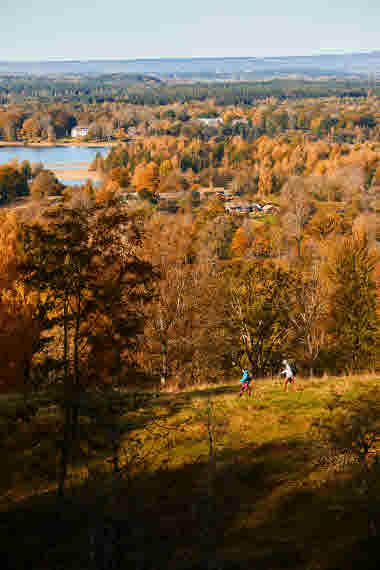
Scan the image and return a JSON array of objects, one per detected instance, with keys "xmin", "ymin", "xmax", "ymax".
[
  {"xmin": 0, "ymin": 146, "xmax": 109, "ymax": 167},
  {"xmin": 60, "ymin": 179, "xmax": 101, "ymax": 187}
]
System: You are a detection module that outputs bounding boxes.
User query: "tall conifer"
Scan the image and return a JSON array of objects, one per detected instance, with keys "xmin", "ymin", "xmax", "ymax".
[{"xmin": 329, "ymin": 236, "xmax": 378, "ymax": 372}]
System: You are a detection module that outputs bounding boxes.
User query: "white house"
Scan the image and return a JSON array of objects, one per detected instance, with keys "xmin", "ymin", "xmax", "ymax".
[
  {"xmin": 262, "ymin": 204, "xmax": 280, "ymax": 214},
  {"xmin": 71, "ymin": 125, "xmax": 89, "ymax": 138},
  {"xmin": 225, "ymin": 203, "xmax": 253, "ymax": 214},
  {"xmin": 196, "ymin": 117, "xmax": 224, "ymax": 127}
]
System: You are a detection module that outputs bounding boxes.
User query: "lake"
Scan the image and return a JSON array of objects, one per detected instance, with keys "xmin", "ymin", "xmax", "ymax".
[
  {"xmin": 0, "ymin": 146, "xmax": 109, "ymax": 166},
  {"xmin": 60, "ymin": 179, "xmax": 101, "ymax": 187},
  {"xmin": 0, "ymin": 146, "xmax": 109, "ymax": 185}
]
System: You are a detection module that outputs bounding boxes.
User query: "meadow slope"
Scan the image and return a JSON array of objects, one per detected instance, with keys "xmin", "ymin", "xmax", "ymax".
[{"xmin": 2, "ymin": 375, "xmax": 380, "ymax": 570}]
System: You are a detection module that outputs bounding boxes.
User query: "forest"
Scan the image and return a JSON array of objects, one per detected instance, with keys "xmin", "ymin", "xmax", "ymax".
[
  {"xmin": 2, "ymin": 77, "xmax": 380, "ymax": 569},
  {"xmin": 1, "ymin": 76, "xmax": 380, "ymax": 143}
]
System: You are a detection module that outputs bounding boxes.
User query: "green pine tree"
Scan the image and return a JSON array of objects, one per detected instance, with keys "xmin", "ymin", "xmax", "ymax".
[{"xmin": 328, "ymin": 236, "xmax": 379, "ymax": 373}]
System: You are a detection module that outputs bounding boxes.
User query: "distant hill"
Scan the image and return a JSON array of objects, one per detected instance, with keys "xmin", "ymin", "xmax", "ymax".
[{"xmin": 1, "ymin": 52, "xmax": 380, "ymax": 78}]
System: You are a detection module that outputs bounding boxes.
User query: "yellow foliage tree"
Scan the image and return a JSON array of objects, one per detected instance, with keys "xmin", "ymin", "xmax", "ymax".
[
  {"xmin": 132, "ymin": 161, "xmax": 159, "ymax": 194},
  {"xmin": 231, "ymin": 227, "xmax": 249, "ymax": 257}
]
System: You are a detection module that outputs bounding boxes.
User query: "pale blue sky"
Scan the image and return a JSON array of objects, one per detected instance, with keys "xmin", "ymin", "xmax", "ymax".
[{"xmin": 1, "ymin": 0, "xmax": 379, "ymax": 60}]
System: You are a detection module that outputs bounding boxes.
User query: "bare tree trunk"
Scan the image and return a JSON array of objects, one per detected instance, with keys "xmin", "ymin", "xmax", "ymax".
[
  {"xmin": 64, "ymin": 294, "xmax": 69, "ymax": 385},
  {"xmin": 72, "ymin": 285, "xmax": 81, "ymax": 444},
  {"xmin": 58, "ymin": 294, "xmax": 71, "ymax": 498},
  {"xmin": 160, "ymin": 338, "xmax": 168, "ymax": 386},
  {"xmin": 206, "ymin": 398, "xmax": 216, "ymax": 480},
  {"xmin": 58, "ymin": 403, "xmax": 72, "ymax": 498},
  {"xmin": 296, "ymin": 236, "xmax": 302, "ymax": 258}
]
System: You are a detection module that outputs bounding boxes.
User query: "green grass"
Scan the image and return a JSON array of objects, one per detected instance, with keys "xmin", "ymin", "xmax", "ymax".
[
  {"xmin": 250, "ymin": 213, "xmax": 277, "ymax": 224},
  {"xmin": 3, "ymin": 375, "xmax": 380, "ymax": 569}
]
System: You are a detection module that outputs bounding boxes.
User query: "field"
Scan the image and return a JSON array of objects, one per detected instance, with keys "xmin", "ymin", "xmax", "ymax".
[{"xmin": 2, "ymin": 375, "xmax": 380, "ymax": 569}]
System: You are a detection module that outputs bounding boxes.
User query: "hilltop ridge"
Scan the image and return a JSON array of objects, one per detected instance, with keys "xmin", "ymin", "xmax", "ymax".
[{"xmin": 1, "ymin": 51, "xmax": 380, "ymax": 77}]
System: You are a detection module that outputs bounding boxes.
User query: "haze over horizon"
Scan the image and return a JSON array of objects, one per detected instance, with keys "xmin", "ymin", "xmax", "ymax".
[
  {"xmin": 2, "ymin": 50, "xmax": 380, "ymax": 63},
  {"xmin": 2, "ymin": 0, "xmax": 380, "ymax": 61}
]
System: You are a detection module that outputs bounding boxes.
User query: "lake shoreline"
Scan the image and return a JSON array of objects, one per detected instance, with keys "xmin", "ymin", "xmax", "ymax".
[
  {"xmin": 51, "ymin": 167, "xmax": 101, "ymax": 183},
  {"xmin": 0, "ymin": 145, "xmax": 109, "ymax": 186},
  {"xmin": 0, "ymin": 141, "xmax": 116, "ymax": 148}
]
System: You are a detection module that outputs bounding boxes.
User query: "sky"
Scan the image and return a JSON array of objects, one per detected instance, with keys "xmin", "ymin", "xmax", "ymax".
[{"xmin": 1, "ymin": 0, "xmax": 380, "ymax": 61}]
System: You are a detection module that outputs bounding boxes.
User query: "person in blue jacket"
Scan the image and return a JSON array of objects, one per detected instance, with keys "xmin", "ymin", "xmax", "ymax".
[{"xmin": 239, "ymin": 368, "xmax": 252, "ymax": 397}]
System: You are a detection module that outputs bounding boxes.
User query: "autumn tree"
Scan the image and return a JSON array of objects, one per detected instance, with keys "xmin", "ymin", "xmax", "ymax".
[
  {"xmin": 18, "ymin": 199, "xmax": 155, "ymax": 496},
  {"xmin": 307, "ymin": 210, "xmax": 341, "ymax": 243},
  {"xmin": 51, "ymin": 110, "xmax": 76, "ymax": 138},
  {"xmin": 231, "ymin": 226, "xmax": 250, "ymax": 258},
  {"xmin": 0, "ymin": 110, "xmax": 24, "ymax": 141},
  {"xmin": 0, "ymin": 165, "xmax": 29, "ymax": 205},
  {"xmin": 108, "ymin": 166, "xmax": 130, "ymax": 189},
  {"xmin": 0, "ymin": 211, "xmax": 41, "ymax": 393},
  {"xmin": 328, "ymin": 236, "xmax": 379, "ymax": 373},
  {"xmin": 20, "ymin": 160, "xmax": 32, "ymax": 181},
  {"xmin": 289, "ymin": 270, "xmax": 328, "ymax": 376},
  {"xmin": 132, "ymin": 161, "xmax": 159, "ymax": 196},
  {"xmin": 21, "ymin": 116, "xmax": 44, "ymax": 140},
  {"xmin": 282, "ymin": 176, "xmax": 313, "ymax": 258},
  {"xmin": 158, "ymin": 167, "xmax": 188, "ymax": 194},
  {"xmin": 142, "ymin": 216, "xmax": 194, "ymax": 385},
  {"xmin": 0, "ymin": 286, "xmax": 40, "ymax": 393},
  {"xmin": 225, "ymin": 262, "xmax": 299, "ymax": 376},
  {"xmin": 197, "ymin": 213, "xmax": 237, "ymax": 261},
  {"xmin": 30, "ymin": 170, "xmax": 63, "ymax": 201}
]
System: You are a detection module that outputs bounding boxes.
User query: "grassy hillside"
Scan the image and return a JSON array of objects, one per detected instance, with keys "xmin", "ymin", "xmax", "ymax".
[{"xmin": 2, "ymin": 375, "xmax": 380, "ymax": 569}]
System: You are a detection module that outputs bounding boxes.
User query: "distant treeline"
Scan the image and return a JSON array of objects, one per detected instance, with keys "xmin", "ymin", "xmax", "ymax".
[
  {"xmin": 0, "ymin": 75, "xmax": 379, "ymax": 106},
  {"xmin": 125, "ymin": 80, "xmax": 379, "ymax": 107}
]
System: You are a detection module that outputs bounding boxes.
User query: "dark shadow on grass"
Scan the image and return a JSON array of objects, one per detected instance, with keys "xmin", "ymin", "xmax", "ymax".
[
  {"xmin": 3, "ymin": 376, "xmax": 380, "ymax": 570},
  {"xmin": 5, "ymin": 434, "xmax": 376, "ymax": 570}
]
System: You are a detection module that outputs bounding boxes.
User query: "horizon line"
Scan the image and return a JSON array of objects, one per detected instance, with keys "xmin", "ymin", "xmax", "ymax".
[{"xmin": 1, "ymin": 49, "xmax": 380, "ymax": 64}]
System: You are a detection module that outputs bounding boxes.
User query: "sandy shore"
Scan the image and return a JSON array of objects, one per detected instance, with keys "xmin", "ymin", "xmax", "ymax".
[
  {"xmin": 47, "ymin": 162, "xmax": 93, "ymax": 168},
  {"xmin": 50, "ymin": 167, "xmax": 101, "ymax": 181}
]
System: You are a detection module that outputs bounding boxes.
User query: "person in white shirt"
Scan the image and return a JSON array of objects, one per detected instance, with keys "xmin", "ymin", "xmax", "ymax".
[{"xmin": 280, "ymin": 359, "xmax": 297, "ymax": 392}]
